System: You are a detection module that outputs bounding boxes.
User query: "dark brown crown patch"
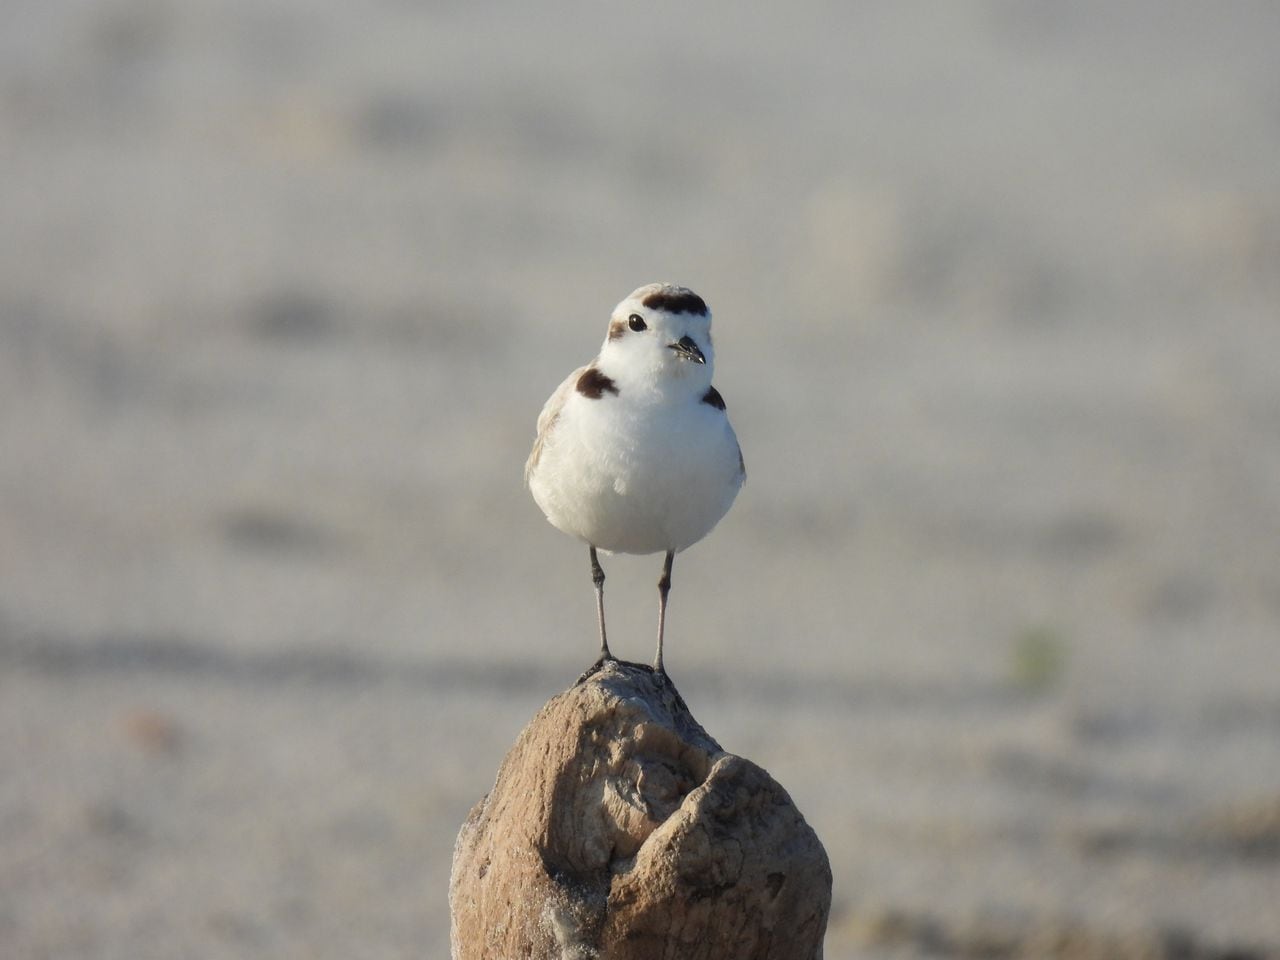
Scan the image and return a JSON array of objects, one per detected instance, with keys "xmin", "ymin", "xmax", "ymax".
[{"xmin": 641, "ymin": 288, "xmax": 708, "ymax": 316}]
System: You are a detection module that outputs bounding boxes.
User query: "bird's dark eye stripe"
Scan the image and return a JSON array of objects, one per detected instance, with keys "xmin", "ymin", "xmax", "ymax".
[{"xmin": 627, "ymin": 314, "xmax": 647, "ymax": 332}]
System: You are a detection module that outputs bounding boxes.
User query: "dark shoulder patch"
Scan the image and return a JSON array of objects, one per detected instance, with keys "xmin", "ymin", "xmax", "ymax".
[
  {"xmin": 642, "ymin": 289, "xmax": 708, "ymax": 315},
  {"xmin": 576, "ymin": 367, "xmax": 619, "ymax": 399},
  {"xmin": 701, "ymin": 386, "xmax": 726, "ymax": 410}
]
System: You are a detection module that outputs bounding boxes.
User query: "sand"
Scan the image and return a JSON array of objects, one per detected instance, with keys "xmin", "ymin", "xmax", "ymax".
[{"xmin": 2, "ymin": 2, "xmax": 1279, "ymax": 957}]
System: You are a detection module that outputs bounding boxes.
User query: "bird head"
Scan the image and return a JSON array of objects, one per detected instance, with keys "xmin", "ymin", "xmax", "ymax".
[{"xmin": 598, "ymin": 283, "xmax": 715, "ymax": 395}]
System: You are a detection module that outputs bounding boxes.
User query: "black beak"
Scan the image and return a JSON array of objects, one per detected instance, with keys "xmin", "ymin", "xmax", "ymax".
[{"xmin": 668, "ymin": 335, "xmax": 706, "ymax": 364}]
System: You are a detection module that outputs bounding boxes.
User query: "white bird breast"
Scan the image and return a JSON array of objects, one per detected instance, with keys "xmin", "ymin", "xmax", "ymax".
[{"xmin": 530, "ymin": 390, "xmax": 743, "ymax": 556}]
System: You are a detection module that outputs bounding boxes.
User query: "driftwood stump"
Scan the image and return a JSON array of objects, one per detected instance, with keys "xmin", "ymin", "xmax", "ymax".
[{"xmin": 449, "ymin": 660, "xmax": 831, "ymax": 959}]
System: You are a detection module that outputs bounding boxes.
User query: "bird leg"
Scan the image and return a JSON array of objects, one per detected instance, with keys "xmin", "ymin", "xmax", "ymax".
[
  {"xmin": 589, "ymin": 546, "xmax": 613, "ymax": 662},
  {"xmin": 653, "ymin": 550, "xmax": 675, "ymax": 674}
]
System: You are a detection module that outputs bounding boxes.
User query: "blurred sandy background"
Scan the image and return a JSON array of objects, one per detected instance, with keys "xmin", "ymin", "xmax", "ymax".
[{"xmin": 3, "ymin": 2, "xmax": 1280, "ymax": 957}]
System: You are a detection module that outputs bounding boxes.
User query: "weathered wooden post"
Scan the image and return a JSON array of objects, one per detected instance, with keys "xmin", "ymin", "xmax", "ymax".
[{"xmin": 449, "ymin": 660, "xmax": 831, "ymax": 959}]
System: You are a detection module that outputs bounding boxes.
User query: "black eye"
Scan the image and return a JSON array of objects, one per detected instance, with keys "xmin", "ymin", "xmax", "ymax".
[{"xmin": 627, "ymin": 313, "xmax": 647, "ymax": 332}]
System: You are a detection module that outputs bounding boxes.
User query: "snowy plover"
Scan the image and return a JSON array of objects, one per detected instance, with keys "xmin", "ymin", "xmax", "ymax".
[{"xmin": 526, "ymin": 283, "xmax": 745, "ymax": 673}]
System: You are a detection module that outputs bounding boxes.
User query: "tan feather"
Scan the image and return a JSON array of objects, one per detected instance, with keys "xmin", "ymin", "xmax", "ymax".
[{"xmin": 525, "ymin": 364, "xmax": 589, "ymax": 486}]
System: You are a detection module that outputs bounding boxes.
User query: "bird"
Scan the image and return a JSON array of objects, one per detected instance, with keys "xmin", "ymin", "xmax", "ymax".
[{"xmin": 525, "ymin": 283, "xmax": 744, "ymax": 674}]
